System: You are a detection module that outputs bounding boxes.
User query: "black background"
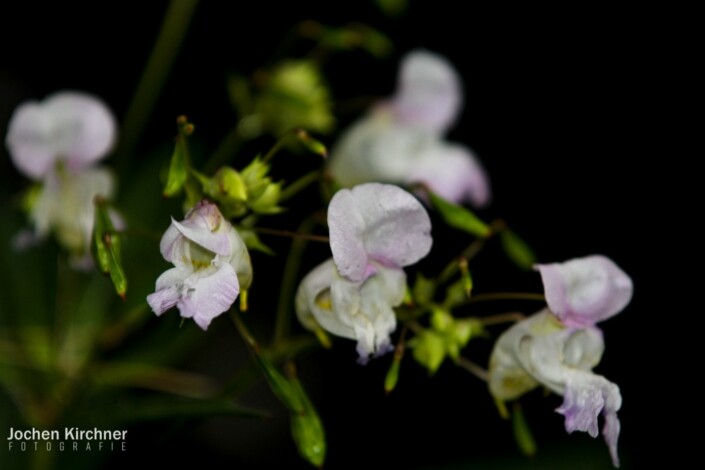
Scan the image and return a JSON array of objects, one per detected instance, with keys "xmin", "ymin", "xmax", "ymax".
[{"xmin": 1, "ymin": 1, "xmax": 681, "ymax": 468}]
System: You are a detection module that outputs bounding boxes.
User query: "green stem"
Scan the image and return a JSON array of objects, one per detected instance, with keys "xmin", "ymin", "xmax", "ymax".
[
  {"xmin": 279, "ymin": 170, "xmax": 321, "ymax": 202},
  {"xmin": 438, "ymin": 237, "xmax": 486, "ymax": 284},
  {"xmin": 205, "ymin": 124, "xmax": 246, "ymax": 173},
  {"xmin": 261, "ymin": 130, "xmax": 296, "ymax": 164},
  {"xmin": 460, "ymin": 292, "xmax": 545, "ymax": 306},
  {"xmin": 229, "ymin": 309, "xmax": 259, "ymax": 352},
  {"xmin": 437, "ymin": 219, "xmax": 507, "ymax": 285},
  {"xmin": 456, "ymin": 356, "xmax": 489, "ymax": 382},
  {"xmin": 273, "ymin": 215, "xmax": 318, "ymax": 345},
  {"xmin": 116, "ymin": 0, "xmax": 199, "ymax": 172},
  {"xmin": 477, "ymin": 312, "xmax": 526, "ymax": 326},
  {"xmin": 254, "ymin": 226, "xmax": 329, "ymax": 243}
]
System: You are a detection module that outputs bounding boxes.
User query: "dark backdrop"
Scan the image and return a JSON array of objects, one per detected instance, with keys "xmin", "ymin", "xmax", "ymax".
[{"xmin": 1, "ymin": 2, "xmax": 677, "ymax": 468}]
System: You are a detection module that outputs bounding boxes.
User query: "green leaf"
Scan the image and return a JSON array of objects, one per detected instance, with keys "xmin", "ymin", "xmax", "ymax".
[
  {"xmin": 238, "ymin": 228, "xmax": 275, "ymax": 256},
  {"xmin": 412, "ymin": 273, "xmax": 436, "ymax": 306},
  {"xmin": 93, "ymin": 199, "xmax": 127, "ymax": 299},
  {"xmin": 254, "ymin": 354, "xmax": 305, "ymax": 414},
  {"xmin": 512, "ymin": 402, "xmax": 537, "ymax": 457},
  {"xmin": 500, "ymin": 228, "xmax": 536, "ymax": 270},
  {"xmin": 163, "ymin": 136, "xmax": 188, "ymax": 197},
  {"xmin": 430, "ymin": 308, "xmax": 453, "ymax": 333},
  {"xmin": 428, "ymin": 191, "xmax": 491, "ymax": 238},
  {"xmin": 164, "ymin": 116, "xmax": 195, "ymax": 198},
  {"xmin": 443, "ymin": 279, "xmax": 467, "ymax": 309},
  {"xmin": 289, "ymin": 377, "xmax": 326, "ymax": 468},
  {"xmin": 384, "ymin": 357, "xmax": 401, "ymax": 394},
  {"xmin": 295, "ymin": 129, "xmax": 328, "ymax": 158},
  {"xmin": 411, "ymin": 331, "xmax": 446, "ymax": 375}
]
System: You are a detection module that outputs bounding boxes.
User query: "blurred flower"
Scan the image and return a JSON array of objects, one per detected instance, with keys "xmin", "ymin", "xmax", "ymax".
[
  {"xmin": 296, "ymin": 183, "xmax": 432, "ymax": 362},
  {"xmin": 147, "ymin": 201, "xmax": 252, "ymax": 330},
  {"xmin": 488, "ymin": 255, "xmax": 632, "ymax": 467},
  {"xmin": 328, "ymin": 50, "xmax": 490, "ymax": 207},
  {"xmin": 5, "ymin": 91, "xmax": 118, "ymax": 261}
]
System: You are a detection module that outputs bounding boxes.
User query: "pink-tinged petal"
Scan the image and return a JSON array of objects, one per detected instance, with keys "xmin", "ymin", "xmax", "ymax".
[
  {"xmin": 488, "ymin": 309, "xmax": 621, "ymax": 466},
  {"xmin": 5, "ymin": 101, "xmax": 57, "ymax": 180},
  {"xmin": 406, "ymin": 143, "xmax": 491, "ymax": 207},
  {"xmin": 603, "ymin": 408, "xmax": 621, "ymax": 467},
  {"xmin": 391, "ymin": 50, "xmax": 462, "ymax": 134},
  {"xmin": 172, "ymin": 201, "xmax": 231, "ymax": 256},
  {"xmin": 556, "ymin": 373, "xmax": 621, "ymax": 467},
  {"xmin": 159, "ymin": 224, "xmax": 182, "ymax": 262},
  {"xmin": 6, "ymin": 92, "xmax": 116, "ymax": 180},
  {"xmin": 328, "ymin": 111, "xmax": 437, "ymax": 187},
  {"xmin": 328, "ymin": 183, "xmax": 432, "ymax": 282},
  {"xmin": 43, "ymin": 91, "xmax": 116, "ymax": 171},
  {"xmin": 327, "ymin": 190, "xmax": 369, "ymax": 282},
  {"xmin": 147, "ymin": 267, "xmax": 189, "ymax": 315},
  {"xmin": 185, "ymin": 262, "xmax": 239, "ymax": 330},
  {"xmin": 537, "ymin": 255, "xmax": 633, "ymax": 327}
]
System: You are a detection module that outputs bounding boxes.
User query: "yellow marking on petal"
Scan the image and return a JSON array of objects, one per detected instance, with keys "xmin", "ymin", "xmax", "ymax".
[
  {"xmin": 239, "ymin": 290, "xmax": 249, "ymax": 312},
  {"xmin": 315, "ymin": 295, "xmax": 332, "ymax": 311}
]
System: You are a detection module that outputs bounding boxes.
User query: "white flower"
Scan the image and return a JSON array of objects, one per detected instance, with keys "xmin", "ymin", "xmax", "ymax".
[
  {"xmin": 489, "ymin": 256, "xmax": 633, "ymax": 467},
  {"xmin": 296, "ymin": 183, "xmax": 432, "ymax": 362},
  {"xmin": 147, "ymin": 201, "xmax": 252, "ymax": 330},
  {"xmin": 5, "ymin": 91, "xmax": 118, "ymax": 259},
  {"xmin": 328, "ymin": 51, "xmax": 490, "ymax": 206}
]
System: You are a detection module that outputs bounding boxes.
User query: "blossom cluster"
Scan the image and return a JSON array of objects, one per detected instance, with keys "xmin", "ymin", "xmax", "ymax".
[{"xmin": 4, "ymin": 49, "xmax": 632, "ymax": 468}]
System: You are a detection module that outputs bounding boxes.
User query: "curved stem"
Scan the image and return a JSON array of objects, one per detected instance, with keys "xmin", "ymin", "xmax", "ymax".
[
  {"xmin": 273, "ymin": 214, "xmax": 319, "ymax": 345},
  {"xmin": 477, "ymin": 312, "xmax": 526, "ymax": 326},
  {"xmin": 279, "ymin": 170, "xmax": 321, "ymax": 203},
  {"xmin": 460, "ymin": 292, "xmax": 545, "ymax": 306},
  {"xmin": 456, "ymin": 356, "xmax": 489, "ymax": 382},
  {"xmin": 254, "ymin": 226, "xmax": 329, "ymax": 243}
]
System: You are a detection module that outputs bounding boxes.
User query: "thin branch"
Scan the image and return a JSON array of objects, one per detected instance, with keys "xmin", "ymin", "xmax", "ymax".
[
  {"xmin": 456, "ymin": 356, "xmax": 489, "ymax": 382},
  {"xmin": 254, "ymin": 226, "xmax": 329, "ymax": 244},
  {"xmin": 478, "ymin": 312, "xmax": 526, "ymax": 326}
]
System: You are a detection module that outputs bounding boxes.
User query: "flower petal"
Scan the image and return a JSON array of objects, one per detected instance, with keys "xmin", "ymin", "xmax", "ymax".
[
  {"xmin": 328, "ymin": 112, "xmax": 435, "ymax": 187},
  {"xmin": 43, "ymin": 92, "xmax": 117, "ymax": 171},
  {"xmin": 30, "ymin": 167, "xmax": 114, "ymax": 255},
  {"xmin": 227, "ymin": 228, "xmax": 253, "ymax": 291},
  {"xmin": 5, "ymin": 92, "xmax": 116, "ymax": 180},
  {"xmin": 391, "ymin": 50, "xmax": 462, "ymax": 134},
  {"xmin": 184, "ymin": 262, "xmax": 239, "ymax": 330},
  {"xmin": 296, "ymin": 260, "xmax": 405, "ymax": 362},
  {"xmin": 332, "ymin": 264, "xmax": 404, "ymax": 362},
  {"xmin": 172, "ymin": 201, "xmax": 231, "ymax": 256},
  {"xmin": 537, "ymin": 255, "xmax": 633, "ymax": 326},
  {"xmin": 556, "ymin": 372, "xmax": 622, "ymax": 467},
  {"xmin": 147, "ymin": 262, "xmax": 239, "ymax": 331},
  {"xmin": 147, "ymin": 267, "xmax": 189, "ymax": 315},
  {"xmin": 5, "ymin": 101, "xmax": 57, "ymax": 180},
  {"xmin": 296, "ymin": 259, "xmax": 357, "ymax": 339},
  {"xmin": 328, "ymin": 183, "xmax": 432, "ymax": 282},
  {"xmin": 406, "ymin": 143, "xmax": 491, "ymax": 207}
]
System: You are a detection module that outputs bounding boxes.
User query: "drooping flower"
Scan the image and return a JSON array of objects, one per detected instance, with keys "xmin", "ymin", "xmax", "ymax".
[
  {"xmin": 5, "ymin": 91, "xmax": 118, "ymax": 261},
  {"xmin": 328, "ymin": 50, "xmax": 490, "ymax": 207},
  {"xmin": 488, "ymin": 255, "xmax": 632, "ymax": 467},
  {"xmin": 296, "ymin": 183, "xmax": 432, "ymax": 362},
  {"xmin": 147, "ymin": 201, "xmax": 252, "ymax": 330}
]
